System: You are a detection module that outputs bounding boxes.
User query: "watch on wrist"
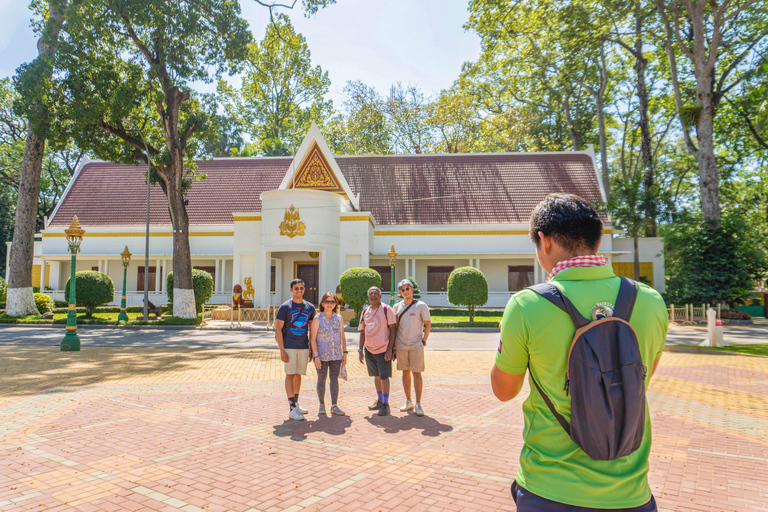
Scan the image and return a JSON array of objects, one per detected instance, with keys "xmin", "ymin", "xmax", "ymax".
[{"xmin": 343, "ymin": 350, "xmax": 348, "ymax": 354}]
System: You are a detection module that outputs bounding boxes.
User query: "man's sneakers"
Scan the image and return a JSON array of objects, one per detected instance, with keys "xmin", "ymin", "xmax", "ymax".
[
  {"xmin": 295, "ymin": 403, "xmax": 308, "ymax": 414},
  {"xmin": 318, "ymin": 404, "xmax": 326, "ymax": 415},
  {"xmin": 400, "ymin": 399, "xmax": 414, "ymax": 412},
  {"xmin": 368, "ymin": 399, "xmax": 383, "ymax": 410},
  {"xmin": 378, "ymin": 403, "xmax": 391, "ymax": 416},
  {"xmin": 289, "ymin": 407, "xmax": 305, "ymax": 421},
  {"xmin": 414, "ymin": 403, "xmax": 424, "ymax": 416},
  {"xmin": 331, "ymin": 405, "xmax": 345, "ymax": 416}
]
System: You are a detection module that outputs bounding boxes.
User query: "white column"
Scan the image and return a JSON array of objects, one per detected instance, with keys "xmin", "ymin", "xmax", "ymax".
[
  {"xmin": 222, "ymin": 259, "xmax": 227, "ymax": 292},
  {"xmin": 476, "ymin": 258, "xmax": 481, "ymax": 272},
  {"xmin": 533, "ymin": 258, "xmax": 541, "ymax": 284},
  {"xmin": 39, "ymin": 258, "xmax": 46, "ymax": 291},
  {"xmin": 215, "ymin": 259, "xmax": 221, "ymax": 293},
  {"xmin": 155, "ymin": 259, "xmax": 161, "ymax": 292},
  {"xmin": 104, "ymin": 259, "xmax": 109, "ymax": 277}
]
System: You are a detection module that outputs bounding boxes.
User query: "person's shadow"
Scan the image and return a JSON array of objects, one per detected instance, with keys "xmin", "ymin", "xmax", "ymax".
[
  {"xmin": 272, "ymin": 414, "xmax": 353, "ymax": 441},
  {"xmin": 365, "ymin": 412, "xmax": 453, "ymax": 437}
]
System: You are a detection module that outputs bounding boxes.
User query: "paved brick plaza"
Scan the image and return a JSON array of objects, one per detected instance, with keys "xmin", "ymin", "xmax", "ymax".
[{"xmin": 1, "ymin": 346, "xmax": 766, "ymax": 512}]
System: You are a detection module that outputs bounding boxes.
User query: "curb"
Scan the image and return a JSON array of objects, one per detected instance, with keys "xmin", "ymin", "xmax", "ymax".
[
  {"xmin": 343, "ymin": 327, "xmax": 499, "ymax": 333},
  {"xmin": 0, "ymin": 323, "xmax": 199, "ymax": 331},
  {"xmin": 664, "ymin": 344, "xmax": 766, "ymax": 358}
]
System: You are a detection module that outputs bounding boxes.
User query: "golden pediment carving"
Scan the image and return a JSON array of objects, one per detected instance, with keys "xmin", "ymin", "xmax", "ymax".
[
  {"xmin": 288, "ymin": 142, "xmax": 347, "ymax": 197},
  {"xmin": 279, "ymin": 205, "xmax": 306, "ymax": 238}
]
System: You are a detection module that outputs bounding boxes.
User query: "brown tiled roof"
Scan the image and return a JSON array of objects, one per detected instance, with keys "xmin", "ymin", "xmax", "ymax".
[{"xmin": 49, "ymin": 153, "xmax": 603, "ymax": 227}]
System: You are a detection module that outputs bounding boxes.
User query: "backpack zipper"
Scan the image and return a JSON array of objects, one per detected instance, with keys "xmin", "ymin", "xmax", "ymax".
[{"xmin": 564, "ymin": 370, "xmax": 570, "ymax": 396}]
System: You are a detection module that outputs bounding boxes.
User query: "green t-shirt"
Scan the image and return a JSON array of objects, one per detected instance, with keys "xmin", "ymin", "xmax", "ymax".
[{"xmin": 495, "ymin": 265, "xmax": 667, "ymax": 509}]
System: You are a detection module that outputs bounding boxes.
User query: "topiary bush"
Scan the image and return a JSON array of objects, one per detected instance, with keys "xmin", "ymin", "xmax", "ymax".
[
  {"xmin": 721, "ymin": 310, "xmax": 752, "ymax": 320},
  {"xmin": 166, "ymin": 269, "xmax": 213, "ymax": 313},
  {"xmin": 34, "ymin": 292, "xmax": 55, "ymax": 314},
  {"xmin": 339, "ymin": 267, "xmax": 382, "ymax": 317},
  {"xmin": 447, "ymin": 267, "xmax": 488, "ymax": 322},
  {"xmin": 398, "ymin": 275, "xmax": 422, "ymax": 300},
  {"xmin": 65, "ymin": 271, "xmax": 115, "ymax": 317},
  {"xmin": 0, "ymin": 275, "xmax": 6, "ymax": 303}
]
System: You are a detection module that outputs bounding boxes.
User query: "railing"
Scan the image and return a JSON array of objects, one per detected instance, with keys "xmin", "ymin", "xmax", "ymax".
[
  {"xmin": 200, "ymin": 304, "xmax": 277, "ymax": 329},
  {"xmin": 667, "ymin": 303, "xmax": 721, "ymax": 324}
]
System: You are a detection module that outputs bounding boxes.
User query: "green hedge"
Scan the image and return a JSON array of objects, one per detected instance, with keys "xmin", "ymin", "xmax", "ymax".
[
  {"xmin": 52, "ymin": 305, "xmax": 145, "ymax": 314},
  {"xmin": 0, "ymin": 276, "xmax": 6, "ymax": 303},
  {"xmin": 428, "ymin": 307, "xmax": 505, "ymax": 317},
  {"xmin": 340, "ymin": 267, "xmax": 381, "ymax": 316},
  {"xmin": 166, "ymin": 269, "xmax": 213, "ymax": 313},
  {"xmin": 65, "ymin": 271, "xmax": 115, "ymax": 316},
  {"xmin": 447, "ymin": 267, "xmax": 489, "ymax": 322}
]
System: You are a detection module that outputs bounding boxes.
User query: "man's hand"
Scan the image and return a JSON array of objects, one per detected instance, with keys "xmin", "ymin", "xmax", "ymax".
[
  {"xmin": 342, "ymin": 353, "xmax": 348, "ymax": 366},
  {"xmin": 358, "ymin": 350, "xmax": 364, "ymax": 364},
  {"xmin": 384, "ymin": 349, "xmax": 392, "ymax": 362},
  {"xmin": 314, "ymin": 358, "xmax": 322, "ymax": 370},
  {"xmin": 308, "ymin": 351, "xmax": 313, "ymax": 362},
  {"xmin": 280, "ymin": 350, "xmax": 289, "ymax": 363}
]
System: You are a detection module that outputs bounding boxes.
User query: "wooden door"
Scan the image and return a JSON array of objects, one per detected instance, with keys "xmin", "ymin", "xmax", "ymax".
[{"xmin": 296, "ymin": 264, "xmax": 319, "ymax": 306}]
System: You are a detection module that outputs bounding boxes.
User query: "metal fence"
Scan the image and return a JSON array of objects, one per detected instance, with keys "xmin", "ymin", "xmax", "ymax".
[{"xmin": 201, "ymin": 304, "xmax": 277, "ymax": 329}]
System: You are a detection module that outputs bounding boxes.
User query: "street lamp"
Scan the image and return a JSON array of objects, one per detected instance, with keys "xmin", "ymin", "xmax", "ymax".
[
  {"xmin": 62, "ymin": 216, "xmax": 84, "ymax": 351},
  {"xmin": 387, "ymin": 244, "xmax": 398, "ymax": 306},
  {"xmin": 118, "ymin": 246, "xmax": 132, "ymax": 323}
]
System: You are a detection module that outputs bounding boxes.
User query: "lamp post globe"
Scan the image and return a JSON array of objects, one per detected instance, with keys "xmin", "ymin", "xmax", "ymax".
[
  {"xmin": 118, "ymin": 246, "xmax": 132, "ymax": 323},
  {"xmin": 62, "ymin": 216, "xmax": 84, "ymax": 351},
  {"xmin": 387, "ymin": 244, "xmax": 398, "ymax": 306}
]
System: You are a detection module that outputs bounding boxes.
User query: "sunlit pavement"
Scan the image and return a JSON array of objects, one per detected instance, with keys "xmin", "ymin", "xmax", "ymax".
[{"xmin": 0, "ymin": 345, "xmax": 767, "ymax": 511}]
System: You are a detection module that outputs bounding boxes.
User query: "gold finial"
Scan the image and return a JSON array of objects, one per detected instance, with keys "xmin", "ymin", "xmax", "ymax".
[
  {"xmin": 387, "ymin": 244, "xmax": 398, "ymax": 264},
  {"xmin": 121, "ymin": 246, "xmax": 132, "ymax": 266},
  {"xmin": 64, "ymin": 216, "xmax": 85, "ymax": 252}
]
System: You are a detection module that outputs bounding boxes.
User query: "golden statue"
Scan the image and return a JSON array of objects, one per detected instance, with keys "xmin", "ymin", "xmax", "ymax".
[
  {"xmin": 279, "ymin": 204, "xmax": 306, "ymax": 238},
  {"xmin": 243, "ymin": 277, "xmax": 255, "ymax": 303}
]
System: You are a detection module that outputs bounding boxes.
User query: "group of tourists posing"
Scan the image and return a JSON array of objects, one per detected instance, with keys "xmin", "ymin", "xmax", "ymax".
[{"xmin": 274, "ymin": 277, "xmax": 431, "ymax": 421}]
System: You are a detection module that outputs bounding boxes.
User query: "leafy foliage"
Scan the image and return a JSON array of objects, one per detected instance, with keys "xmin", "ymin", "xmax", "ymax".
[
  {"xmin": 33, "ymin": 292, "xmax": 54, "ymax": 314},
  {"xmin": 166, "ymin": 269, "xmax": 214, "ymax": 313},
  {"xmin": 64, "ymin": 271, "xmax": 115, "ymax": 316},
  {"xmin": 339, "ymin": 267, "xmax": 381, "ymax": 316},
  {"xmin": 0, "ymin": 275, "xmax": 5, "ymax": 303},
  {"xmin": 664, "ymin": 215, "xmax": 767, "ymax": 305},
  {"xmin": 447, "ymin": 267, "xmax": 488, "ymax": 322}
]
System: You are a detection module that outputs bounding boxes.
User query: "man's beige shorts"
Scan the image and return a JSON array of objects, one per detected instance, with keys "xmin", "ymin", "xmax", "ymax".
[
  {"xmin": 284, "ymin": 348, "xmax": 309, "ymax": 375},
  {"xmin": 396, "ymin": 347, "xmax": 425, "ymax": 372}
]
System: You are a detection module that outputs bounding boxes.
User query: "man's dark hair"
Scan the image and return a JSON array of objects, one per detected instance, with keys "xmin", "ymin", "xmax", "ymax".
[
  {"xmin": 529, "ymin": 194, "xmax": 603, "ymax": 252},
  {"xmin": 290, "ymin": 279, "xmax": 305, "ymax": 289}
]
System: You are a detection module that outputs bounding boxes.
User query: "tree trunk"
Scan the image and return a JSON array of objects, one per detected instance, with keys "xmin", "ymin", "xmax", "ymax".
[
  {"xmin": 6, "ymin": 131, "xmax": 45, "ymax": 316},
  {"xmin": 596, "ymin": 93, "xmax": 610, "ymax": 203},
  {"xmin": 166, "ymin": 171, "xmax": 196, "ymax": 318},
  {"xmin": 6, "ymin": 2, "xmax": 65, "ymax": 317},
  {"xmin": 563, "ymin": 96, "xmax": 580, "ymax": 150},
  {"xmin": 634, "ymin": 11, "xmax": 656, "ymax": 237},
  {"xmin": 633, "ymin": 235, "xmax": 640, "ymax": 282},
  {"xmin": 695, "ymin": 98, "xmax": 721, "ymax": 230}
]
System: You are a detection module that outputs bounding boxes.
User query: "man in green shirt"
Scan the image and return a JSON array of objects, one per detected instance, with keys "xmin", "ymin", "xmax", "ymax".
[{"xmin": 492, "ymin": 193, "xmax": 667, "ymax": 511}]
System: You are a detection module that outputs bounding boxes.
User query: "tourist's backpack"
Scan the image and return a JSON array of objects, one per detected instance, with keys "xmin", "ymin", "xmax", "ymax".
[{"xmin": 527, "ymin": 277, "xmax": 647, "ymax": 461}]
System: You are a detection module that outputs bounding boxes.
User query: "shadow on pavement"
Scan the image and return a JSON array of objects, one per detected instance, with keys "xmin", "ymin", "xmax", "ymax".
[
  {"xmin": 272, "ymin": 415, "xmax": 353, "ymax": 440},
  {"xmin": 365, "ymin": 413, "xmax": 453, "ymax": 437}
]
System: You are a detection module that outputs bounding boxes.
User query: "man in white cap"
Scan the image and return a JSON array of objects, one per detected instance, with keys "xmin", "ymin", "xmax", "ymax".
[{"xmin": 393, "ymin": 278, "xmax": 431, "ymax": 416}]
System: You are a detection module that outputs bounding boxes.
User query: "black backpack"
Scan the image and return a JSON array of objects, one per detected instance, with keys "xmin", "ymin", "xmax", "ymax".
[{"xmin": 527, "ymin": 277, "xmax": 647, "ymax": 461}]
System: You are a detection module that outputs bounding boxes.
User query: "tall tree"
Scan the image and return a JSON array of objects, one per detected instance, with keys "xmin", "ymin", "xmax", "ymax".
[
  {"xmin": 657, "ymin": 0, "xmax": 768, "ymax": 229},
  {"xmin": 386, "ymin": 83, "xmax": 434, "ymax": 154},
  {"xmin": 5, "ymin": 0, "xmax": 66, "ymax": 316},
  {"xmin": 51, "ymin": 0, "xmax": 251, "ymax": 318},
  {"xmin": 220, "ymin": 15, "xmax": 331, "ymax": 155},
  {"xmin": 330, "ymin": 81, "xmax": 392, "ymax": 155}
]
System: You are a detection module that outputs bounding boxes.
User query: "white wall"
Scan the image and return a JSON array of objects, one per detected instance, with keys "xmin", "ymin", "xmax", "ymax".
[{"xmin": 612, "ymin": 237, "xmax": 665, "ymax": 294}]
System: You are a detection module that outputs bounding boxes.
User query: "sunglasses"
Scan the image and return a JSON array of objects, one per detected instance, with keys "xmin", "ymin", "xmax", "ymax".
[
  {"xmin": 400, "ymin": 287, "xmax": 412, "ymax": 291},
  {"xmin": 323, "ymin": 300, "xmax": 336, "ymax": 304},
  {"xmin": 292, "ymin": 287, "xmax": 305, "ymax": 291}
]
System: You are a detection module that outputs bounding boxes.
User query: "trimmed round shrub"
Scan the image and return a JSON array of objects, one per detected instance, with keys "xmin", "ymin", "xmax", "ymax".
[
  {"xmin": 339, "ymin": 267, "xmax": 381, "ymax": 316},
  {"xmin": 166, "ymin": 269, "xmax": 213, "ymax": 313},
  {"xmin": 64, "ymin": 271, "xmax": 115, "ymax": 317},
  {"xmin": 0, "ymin": 275, "xmax": 6, "ymax": 303},
  {"xmin": 447, "ymin": 267, "xmax": 488, "ymax": 322},
  {"xmin": 34, "ymin": 292, "xmax": 55, "ymax": 314}
]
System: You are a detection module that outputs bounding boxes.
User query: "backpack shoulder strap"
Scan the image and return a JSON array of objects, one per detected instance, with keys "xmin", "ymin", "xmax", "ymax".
[
  {"xmin": 612, "ymin": 277, "xmax": 639, "ymax": 321},
  {"xmin": 528, "ymin": 369, "xmax": 571, "ymax": 436},
  {"xmin": 527, "ymin": 283, "xmax": 591, "ymax": 328}
]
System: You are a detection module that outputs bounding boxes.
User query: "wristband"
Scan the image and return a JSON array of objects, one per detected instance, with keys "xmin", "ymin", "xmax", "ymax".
[
  {"xmin": 358, "ymin": 349, "xmax": 363, "ymax": 352},
  {"xmin": 313, "ymin": 355, "xmax": 320, "ymax": 359},
  {"xmin": 343, "ymin": 351, "xmax": 348, "ymax": 354}
]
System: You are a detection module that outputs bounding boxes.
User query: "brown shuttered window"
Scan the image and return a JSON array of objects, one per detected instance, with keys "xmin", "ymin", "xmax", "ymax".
[{"xmin": 428, "ymin": 266, "xmax": 454, "ymax": 292}]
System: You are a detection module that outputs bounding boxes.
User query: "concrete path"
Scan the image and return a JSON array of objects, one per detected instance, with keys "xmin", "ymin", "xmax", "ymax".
[{"xmin": 1, "ymin": 346, "xmax": 766, "ymax": 511}]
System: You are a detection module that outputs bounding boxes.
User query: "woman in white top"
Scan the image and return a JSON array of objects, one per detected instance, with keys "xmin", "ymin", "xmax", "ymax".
[{"xmin": 310, "ymin": 292, "xmax": 347, "ymax": 415}]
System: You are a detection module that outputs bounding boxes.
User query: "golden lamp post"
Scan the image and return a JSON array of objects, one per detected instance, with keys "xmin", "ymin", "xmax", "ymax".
[
  {"xmin": 62, "ymin": 216, "xmax": 84, "ymax": 351},
  {"xmin": 387, "ymin": 244, "xmax": 398, "ymax": 306},
  {"xmin": 117, "ymin": 246, "xmax": 132, "ymax": 323}
]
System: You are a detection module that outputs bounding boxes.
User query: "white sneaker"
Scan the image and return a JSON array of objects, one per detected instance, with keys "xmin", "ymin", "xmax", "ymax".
[
  {"xmin": 318, "ymin": 404, "xmax": 326, "ymax": 415},
  {"xmin": 415, "ymin": 403, "xmax": 424, "ymax": 416},
  {"xmin": 289, "ymin": 408, "xmax": 305, "ymax": 421},
  {"xmin": 400, "ymin": 399, "xmax": 414, "ymax": 412},
  {"xmin": 296, "ymin": 403, "xmax": 308, "ymax": 414}
]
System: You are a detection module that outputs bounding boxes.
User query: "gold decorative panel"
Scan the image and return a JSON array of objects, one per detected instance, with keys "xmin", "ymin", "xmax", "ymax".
[
  {"xmin": 288, "ymin": 142, "xmax": 347, "ymax": 197},
  {"xmin": 279, "ymin": 205, "xmax": 306, "ymax": 238}
]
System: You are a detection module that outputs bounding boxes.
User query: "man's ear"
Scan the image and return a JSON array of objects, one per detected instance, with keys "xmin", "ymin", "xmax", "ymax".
[{"xmin": 538, "ymin": 231, "xmax": 552, "ymax": 255}]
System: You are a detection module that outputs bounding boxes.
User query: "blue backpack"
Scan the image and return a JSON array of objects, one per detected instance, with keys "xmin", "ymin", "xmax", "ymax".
[{"xmin": 527, "ymin": 277, "xmax": 647, "ymax": 461}]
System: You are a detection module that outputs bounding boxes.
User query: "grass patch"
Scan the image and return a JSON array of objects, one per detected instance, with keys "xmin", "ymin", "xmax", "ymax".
[
  {"xmin": 430, "ymin": 315, "xmax": 501, "ymax": 328},
  {"xmin": 0, "ymin": 312, "xmax": 201, "ymax": 326},
  {"xmin": 680, "ymin": 344, "xmax": 768, "ymax": 357}
]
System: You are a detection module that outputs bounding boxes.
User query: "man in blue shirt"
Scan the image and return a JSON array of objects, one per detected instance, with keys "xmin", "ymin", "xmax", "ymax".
[{"xmin": 275, "ymin": 279, "xmax": 316, "ymax": 421}]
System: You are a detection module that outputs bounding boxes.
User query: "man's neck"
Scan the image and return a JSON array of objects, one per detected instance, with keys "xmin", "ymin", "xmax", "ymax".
[
  {"xmin": 292, "ymin": 298, "xmax": 304, "ymax": 305},
  {"xmin": 369, "ymin": 302, "xmax": 381, "ymax": 310},
  {"xmin": 403, "ymin": 297, "xmax": 414, "ymax": 305}
]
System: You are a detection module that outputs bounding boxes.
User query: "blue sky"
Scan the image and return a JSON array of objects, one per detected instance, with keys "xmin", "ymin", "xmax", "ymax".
[{"xmin": 0, "ymin": 0, "xmax": 481, "ymax": 105}]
